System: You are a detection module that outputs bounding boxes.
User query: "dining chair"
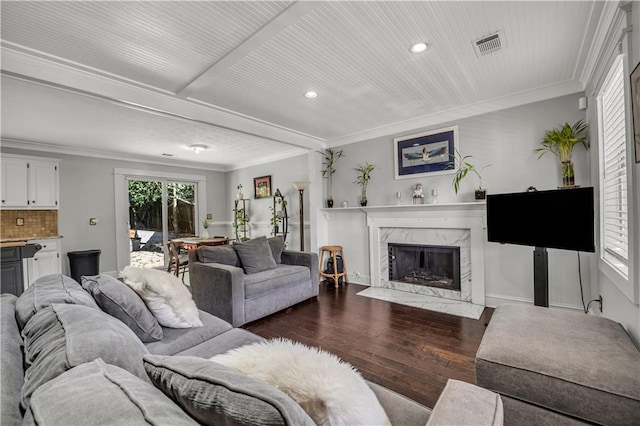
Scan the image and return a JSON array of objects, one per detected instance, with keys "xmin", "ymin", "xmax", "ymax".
[{"xmin": 167, "ymin": 241, "xmax": 189, "ymax": 282}]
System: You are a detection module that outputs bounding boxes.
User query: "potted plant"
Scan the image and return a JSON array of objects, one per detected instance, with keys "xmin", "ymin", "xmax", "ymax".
[
  {"xmin": 535, "ymin": 119, "xmax": 589, "ymax": 187},
  {"xmin": 201, "ymin": 218, "xmax": 212, "ymax": 239},
  {"xmin": 236, "ymin": 183, "xmax": 244, "ymax": 200},
  {"xmin": 320, "ymin": 148, "xmax": 344, "ymax": 208},
  {"xmin": 354, "ymin": 162, "xmax": 375, "ymax": 206},
  {"xmin": 450, "ymin": 152, "xmax": 490, "ymax": 200}
]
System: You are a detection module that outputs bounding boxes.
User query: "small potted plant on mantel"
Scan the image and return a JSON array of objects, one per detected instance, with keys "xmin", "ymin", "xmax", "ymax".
[
  {"xmin": 320, "ymin": 148, "xmax": 345, "ymax": 208},
  {"xmin": 450, "ymin": 151, "xmax": 490, "ymax": 200},
  {"xmin": 535, "ymin": 119, "xmax": 589, "ymax": 188},
  {"xmin": 354, "ymin": 162, "xmax": 375, "ymax": 206}
]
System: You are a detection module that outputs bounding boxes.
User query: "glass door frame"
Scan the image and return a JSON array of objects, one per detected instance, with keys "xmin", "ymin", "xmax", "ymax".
[{"xmin": 114, "ymin": 168, "xmax": 207, "ymax": 273}]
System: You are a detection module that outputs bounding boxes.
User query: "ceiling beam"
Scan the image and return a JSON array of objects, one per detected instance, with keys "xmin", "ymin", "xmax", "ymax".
[{"xmin": 177, "ymin": 1, "xmax": 321, "ymax": 98}]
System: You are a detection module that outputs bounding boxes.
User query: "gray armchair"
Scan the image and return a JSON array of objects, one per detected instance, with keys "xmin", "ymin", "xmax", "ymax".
[{"xmin": 189, "ymin": 240, "xmax": 318, "ymax": 327}]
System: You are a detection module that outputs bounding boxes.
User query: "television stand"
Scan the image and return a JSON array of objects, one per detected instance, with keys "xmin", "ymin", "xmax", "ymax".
[{"xmin": 533, "ymin": 247, "xmax": 549, "ymax": 307}]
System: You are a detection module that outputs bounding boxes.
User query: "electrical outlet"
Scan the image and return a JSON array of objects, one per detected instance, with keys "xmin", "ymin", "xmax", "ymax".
[
  {"xmin": 89, "ymin": 218, "xmax": 98, "ymax": 226},
  {"xmin": 16, "ymin": 217, "xmax": 24, "ymax": 226},
  {"xmin": 599, "ymin": 295, "xmax": 603, "ymax": 313},
  {"xmin": 354, "ymin": 271, "xmax": 361, "ymax": 278}
]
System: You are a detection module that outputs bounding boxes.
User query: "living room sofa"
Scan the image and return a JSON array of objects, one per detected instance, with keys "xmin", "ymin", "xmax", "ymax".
[
  {"xmin": 189, "ymin": 236, "xmax": 319, "ymax": 326},
  {"xmin": 2, "ymin": 272, "xmax": 504, "ymax": 425}
]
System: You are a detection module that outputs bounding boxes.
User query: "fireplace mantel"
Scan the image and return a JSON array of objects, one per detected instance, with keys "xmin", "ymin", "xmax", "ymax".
[
  {"xmin": 365, "ymin": 203, "xmax": 486, "ymax": 307},
  {"xmin": 320, "ymin": 201, "xmax": 485, "ymax": 219}
]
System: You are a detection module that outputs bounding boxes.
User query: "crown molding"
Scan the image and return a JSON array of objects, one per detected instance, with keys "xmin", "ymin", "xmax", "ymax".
[{"xmin": 327, "ymin": 79, "xmax": 584, "ymax": 147}]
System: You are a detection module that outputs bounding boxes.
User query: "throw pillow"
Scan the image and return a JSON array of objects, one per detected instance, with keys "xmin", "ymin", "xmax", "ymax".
[
  {"xmin": 268, "ymin": 235, "xmax": 285, "ymax": 264},
  {"xmin": 233, "ymin": 236, "xmax": 277, "ymax": 274},
  {"xmin": 21, "ymin": 304, "xmax": 150, "ymax": 408},
  {"xmin": 15, "ymin": 273, "xmax": 99, "ymax": 330},
  {"xmin": 211, "ymin": 339, "xmax": 391, "ymax": 426},
  {"xmin": 24, "ymin": 359, "xmax": 198, "ymax": 426},
  {"xmin": 120, "ymin": 266, "xmax": 203, "ymax": 328},
  {"xmin": 81, "ymin": 274, "xmax": 163, "ymax": 342},
  {"xmin": 144, "ymin": 355, "xmax": 314, "ymax": 426},
  {"xmin": 198, "ymin": 245, "xmax": 241, "ymax": 267}
]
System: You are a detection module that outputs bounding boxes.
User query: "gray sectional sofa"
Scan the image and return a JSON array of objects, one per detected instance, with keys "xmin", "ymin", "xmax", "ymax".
[
  {"xmin": 2, "ymin": 273, "xmax": 504, "ymax": 426},
  {"xmin": 189, "ymin": 236, "xmax": 319, "ymax": 326}
]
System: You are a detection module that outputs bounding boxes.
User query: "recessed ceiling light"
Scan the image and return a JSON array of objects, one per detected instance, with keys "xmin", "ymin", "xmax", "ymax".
[
  {"xmin": 162, "ymin": 153, "xmax": 174, "ymax": 157},
  {"xmin": 304, "ymin": 91, "xmax": 318, "ymax": 99},
  {"xmin": 188, "ymin": 144, "xmax": 209, "ymax": 154},
  {"xmin": 409, "ymin": 42, "xmax": 429, "ymax": 54}
]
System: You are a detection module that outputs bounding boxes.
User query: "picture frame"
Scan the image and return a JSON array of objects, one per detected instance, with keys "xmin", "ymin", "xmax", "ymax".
[
  {"xmin": 253, "ymin": 175, "xmax": 272, "ymax": 199},
  {"xmin": 394, "ymin": 126, "xmax": 459, "ymax": 180},
  {"xmin": 631, "ymin": 61, "xmax": 640, "ymax": 163}
]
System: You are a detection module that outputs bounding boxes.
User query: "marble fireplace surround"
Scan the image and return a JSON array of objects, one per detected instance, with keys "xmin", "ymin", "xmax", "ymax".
[{"xmin": 366, "ymin": 204, "xmax": 486, "ymax": 307}]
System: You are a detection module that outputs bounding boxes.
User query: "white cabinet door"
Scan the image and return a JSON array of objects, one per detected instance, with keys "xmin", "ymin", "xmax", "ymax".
[
  {"xmin": 29, "ymin": 161, "xmax": 58, "ymax": 208},
  {"xmin": 1, "ymin": 157, "xmax": 29, "ymax": 207},
  {"xmin": 26, "ymin": 239, "xmax": 62, "ymax": 287}
]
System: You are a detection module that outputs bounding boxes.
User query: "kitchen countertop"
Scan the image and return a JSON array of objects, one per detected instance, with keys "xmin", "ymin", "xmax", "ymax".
[
  {"xmin": 0, "ymin": 241, "xmax": 27, "ymax": 248},
  {"xmin": 0, "ymin": 236, "xmax": 63, "ymax": 244}
]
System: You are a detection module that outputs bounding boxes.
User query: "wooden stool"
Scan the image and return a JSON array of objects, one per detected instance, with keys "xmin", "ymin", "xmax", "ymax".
[{"xmin": 319, "ymin": 245, "xmax": 349, "ymax": 288}]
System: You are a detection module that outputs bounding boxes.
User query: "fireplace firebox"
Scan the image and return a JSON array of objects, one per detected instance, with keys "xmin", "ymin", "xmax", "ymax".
[{"xmin": 388, "ymin": 243, "xmax": 461, "ymax": 291}]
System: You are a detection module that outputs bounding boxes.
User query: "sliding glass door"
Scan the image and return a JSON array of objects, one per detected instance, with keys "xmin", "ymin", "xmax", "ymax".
[{"xmin": 128, "ymin": 179, "xmax": 197, "ymax": 269}]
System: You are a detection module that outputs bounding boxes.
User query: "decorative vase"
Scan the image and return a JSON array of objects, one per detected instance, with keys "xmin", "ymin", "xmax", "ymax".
[
  {"xmin": 359, "ymin": 195, "xmax": 368, "ymax": 206},
  {"xmin": 327, "ymin": 197, "xmax": 334, "ymax": 208},
  {"xmin": 237, "ymin": 192, "xmax": 244, "ymax": 200},
  {"xmin": 475, "ymin": 188, "xmax": 487, "ymax": 200},
  {"xmin": 561, "ymin": 161, "xmax": 575, "ymax": 187},
  {"xmin": 202, "ymin": 228, "xmax": 210, "ymax": 239}
]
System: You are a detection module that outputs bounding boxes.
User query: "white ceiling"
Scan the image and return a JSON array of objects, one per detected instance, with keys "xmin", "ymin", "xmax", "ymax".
[{"xmin": 0, "ymin": 1, "xmax": 606, "ymax": 171}]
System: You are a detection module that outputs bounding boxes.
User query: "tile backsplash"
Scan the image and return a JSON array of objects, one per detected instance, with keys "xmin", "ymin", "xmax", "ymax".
[{"xmin": 1, "ymin": 210, "xmax": 59, "ymax": 240}]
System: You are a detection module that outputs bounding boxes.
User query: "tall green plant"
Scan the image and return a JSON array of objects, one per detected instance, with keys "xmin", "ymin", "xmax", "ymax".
[
  {"xmin": 354, "ymin": 162, "xmax": 375, "ymax": 199},
  {"xmin": 319, "ymin": 148, "xmax": 344, "ymax": 198},
  {"xmin": 535, "ymin": 119, "xmax": 589, "ymax": 163},
  {"xmin": 449, "ymin": 151, "xmax": 490, "ymax": 194}
]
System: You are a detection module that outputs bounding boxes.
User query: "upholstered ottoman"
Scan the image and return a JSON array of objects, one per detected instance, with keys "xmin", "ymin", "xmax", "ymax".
[{"xmin": 476, "ymin": 304, "xmax": 640, "ymax": 425}]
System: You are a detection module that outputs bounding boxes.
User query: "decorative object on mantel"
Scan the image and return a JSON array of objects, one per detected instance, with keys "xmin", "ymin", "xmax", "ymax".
[
  {"xmin": 430, "ymin": 189, "xmax": 439, "ymax": 204},
  {"xmin": 201, "ymin": 218, "xmax": 212, "ymax": 239},
  {"xmin": 354, "ymin": 162, "xmax": 375, "ymax": 206},
  {"xmin": 320, "ymin": 148, "xmax": 345, "ymax": 208},
  {"xmin": 270, "ymin": 189, "xmax": 288, "ymax": 243},
  {"xmin": 395, "ymin": 191, "xmax": 402, "ymax": 205},
  {"xmin": 292, "ymin": 181, "xmax": 309, "ymax": 251},
  {"xmin": 535, "ymin": 119, "xmax": 589, "ymax": 188},
  {"xmin": 450, "ymin": 151, "xmax": 490, "ymax": 200},
  {"xmin": 236, "ymin": 183, "xmax": 244, "ymax": 200},
  {"xmin": 412, "ymin": 183, "xmax": 425, "ymax": 204},
  {"xmin": 394, "ymin": 126, "xmax": 459, "ymax": 180}
]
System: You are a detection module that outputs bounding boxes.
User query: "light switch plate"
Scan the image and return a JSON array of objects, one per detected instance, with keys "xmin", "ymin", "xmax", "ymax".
[{"xmin": 89, "ymin": 218, "xmax": 97, "ymax": 226}]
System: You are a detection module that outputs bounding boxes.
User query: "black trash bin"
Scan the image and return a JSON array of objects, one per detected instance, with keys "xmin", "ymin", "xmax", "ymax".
[{"xmin": 67, "ymin": 249, "xmax": 101, "ymax": 284}]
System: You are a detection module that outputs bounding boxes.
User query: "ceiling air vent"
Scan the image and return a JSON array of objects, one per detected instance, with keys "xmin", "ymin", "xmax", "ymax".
[{"xmin": 473, "ymin": 31, "xmax": 504, "ymax": 56}]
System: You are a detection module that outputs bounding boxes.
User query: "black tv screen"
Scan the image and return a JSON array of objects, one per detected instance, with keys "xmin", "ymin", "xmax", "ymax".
[{"xmin": 486, "ymin": 187, "xmax": 595, "ymax": 252}]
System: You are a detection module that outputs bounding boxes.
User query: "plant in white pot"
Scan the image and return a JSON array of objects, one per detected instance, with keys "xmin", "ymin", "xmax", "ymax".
[
  {"xmin": 201, "ymin": 218, "xmax": 212, "ymax": 239},
  {"xmin": 535, "ymin": 119, "xmax": 589, "ymax": 188},
  {"xmin": 320, "ymin": 148, "xmax": 344, "ymax": 208},
  {"xmin": 354, "ymin": 162, "xmax": 375, "ymax": 206}
]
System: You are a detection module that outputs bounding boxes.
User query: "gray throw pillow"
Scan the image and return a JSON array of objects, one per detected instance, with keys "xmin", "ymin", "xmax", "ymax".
[
  {"xmin": 198, "ymin": 245, "xmax": 241, "ymax": 267},
  {"xmin": 21, "ymin": 303, "xmax": 150, "ymax": 408},
  {"xmin": 233, "ymin": 236, "xmax": 278, "ymax": 274},
  {"xmin": 144, "ymin": 355, "xmax": 315, "ymax": 426},
  {"xmin": 268, "ymin": 235, "xmax": 285, "ymax": 264},
  {"xmin": 24, "ymin": 359, "xmax": 198, "ymax": 426},
  {"xmin": 15, "ymin": 273, "xmax": 99, "ymax": 330},
  {"xmin": 81, "ymin": 274, "xmax": 163, "ymax": 343}
]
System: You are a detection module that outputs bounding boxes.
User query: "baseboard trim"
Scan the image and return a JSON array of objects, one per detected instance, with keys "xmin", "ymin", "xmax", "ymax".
[{"xmin": 485, "ymin": 294, "xmax": 583, "ymax": 312}]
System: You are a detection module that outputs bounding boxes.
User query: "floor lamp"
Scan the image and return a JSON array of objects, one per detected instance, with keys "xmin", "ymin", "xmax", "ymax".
[{"xmin": 292, "ymin": 181, "xmax": 309, "ymax": 251}]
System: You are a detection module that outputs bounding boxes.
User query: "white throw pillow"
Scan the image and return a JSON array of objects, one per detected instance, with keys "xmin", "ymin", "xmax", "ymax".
[
  {"xmin": 120, "ymin": 266, "xmax": 202, "ymax": 328},
  {"xmin": 211, "ymin": 339, "xmax": 391, "ymax": 426}
]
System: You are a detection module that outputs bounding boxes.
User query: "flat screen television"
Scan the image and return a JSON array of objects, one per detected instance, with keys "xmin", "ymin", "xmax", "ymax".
[{"xmin": 486, "ymin": 187, "xmax": 595, "ymax": 252}]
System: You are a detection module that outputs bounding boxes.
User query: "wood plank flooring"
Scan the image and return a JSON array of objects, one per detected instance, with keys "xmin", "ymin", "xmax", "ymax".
[{"xmin": 243, "ymin": 282, "xmax": 494, "ymax": 409}]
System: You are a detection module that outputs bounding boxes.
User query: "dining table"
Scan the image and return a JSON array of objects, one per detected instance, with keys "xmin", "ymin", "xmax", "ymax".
[{"xmin": 172, "ymin": 237, "xmax": 231, "ymax": 251}]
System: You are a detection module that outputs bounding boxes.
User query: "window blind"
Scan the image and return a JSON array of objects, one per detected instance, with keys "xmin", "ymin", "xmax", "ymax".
[{"xmin": 598, "ymin": 56, "xmax": 628, "ymax": 278}]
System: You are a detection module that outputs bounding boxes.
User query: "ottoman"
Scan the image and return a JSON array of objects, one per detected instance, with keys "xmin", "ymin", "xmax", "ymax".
[{"xmin": 476, "ymin": 304, "xmax": 640, "ymax": 425}]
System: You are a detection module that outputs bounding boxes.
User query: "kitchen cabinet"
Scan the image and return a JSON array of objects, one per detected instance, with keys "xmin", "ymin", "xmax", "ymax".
[
  {"xmin": 1, "ymin": 154, "xmax": 60, "ymax": 209},
  {"xmin": 1, "ymin": 247, "xmax": 24, "ymax": 296},
  {"xmin": 26, "ymin": 239, "xmax": 61, "ymax": 287}
]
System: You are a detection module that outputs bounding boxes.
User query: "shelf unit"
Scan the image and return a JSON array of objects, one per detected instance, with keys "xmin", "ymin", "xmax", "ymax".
[
  {"xmin": 233, "ymin": 199, "xmax": 249, "ymax": 242},
  {"xmin": 271, "ymin": 189, "xmax": 288, "ymax": 243}
]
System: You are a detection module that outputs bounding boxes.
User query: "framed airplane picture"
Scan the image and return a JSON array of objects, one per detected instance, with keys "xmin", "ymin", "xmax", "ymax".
[{"xmin": 394, "ymin": 126, "xmax": 459, "ymax": 179}]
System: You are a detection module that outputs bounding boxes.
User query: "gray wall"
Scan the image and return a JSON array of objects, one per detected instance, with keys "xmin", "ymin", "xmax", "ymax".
[
  {"xmin": 0, "ymin": 147, "xmax": 226, "ymax": 275},
  {"xmin": 317, "ymin": 93, "xmax": 593, "ymax": 309}
]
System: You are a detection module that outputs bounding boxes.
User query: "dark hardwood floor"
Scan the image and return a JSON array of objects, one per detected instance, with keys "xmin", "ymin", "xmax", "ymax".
[{"xmin": 243, "ymin": 282, "xmax": 494, "ymax": 409}]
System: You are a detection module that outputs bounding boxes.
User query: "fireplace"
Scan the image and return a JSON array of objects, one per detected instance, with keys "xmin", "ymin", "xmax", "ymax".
[{"xmin": 388, "ymin": 243, "xmax": 461, "ymax": 291}]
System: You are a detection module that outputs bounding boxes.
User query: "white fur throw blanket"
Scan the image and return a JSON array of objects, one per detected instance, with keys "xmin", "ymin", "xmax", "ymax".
[
  {"xmin": 120, "ymin": 266, "xmax": 202, "ymax": 328},
  {"xmin": 211, "ymin": 339, "xmax": 391, "ymax": 426}
]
